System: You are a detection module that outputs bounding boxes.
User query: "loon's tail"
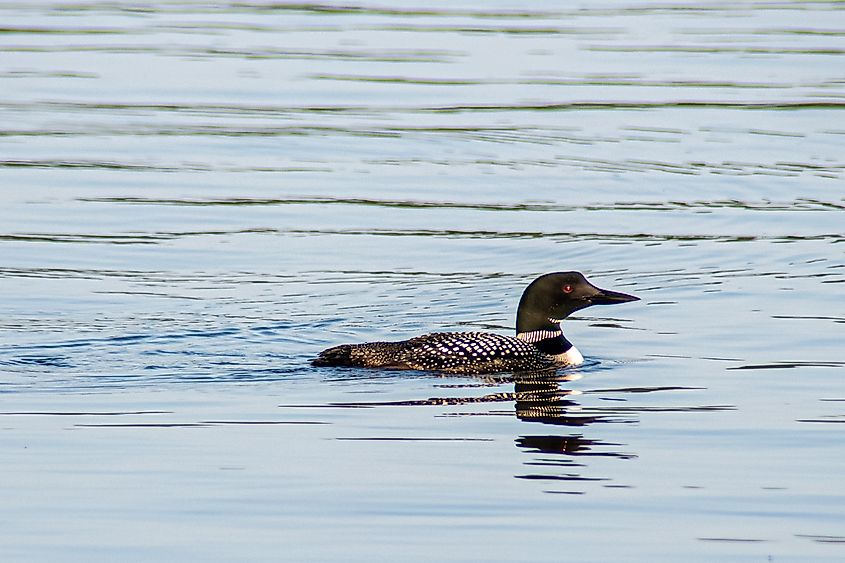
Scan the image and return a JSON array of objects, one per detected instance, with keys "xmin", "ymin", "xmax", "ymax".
[
  {"xmin": 311, "ymin": 344, "xmax": 356, "ymax": 367},
  {"xmin": 311, "ymin": 341, "xmax": 407, "ymax": 368}
]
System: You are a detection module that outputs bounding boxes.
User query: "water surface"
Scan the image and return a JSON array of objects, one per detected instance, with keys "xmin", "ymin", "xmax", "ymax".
[{"xmin": 1, "ymin": 1, "xmax": 844, "ymax": 561}]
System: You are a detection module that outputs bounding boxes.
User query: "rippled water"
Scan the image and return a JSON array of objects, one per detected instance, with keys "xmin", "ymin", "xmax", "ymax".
[{"xmin": 2, "ymin": 1, "xmax": 844, "ymax": 561}]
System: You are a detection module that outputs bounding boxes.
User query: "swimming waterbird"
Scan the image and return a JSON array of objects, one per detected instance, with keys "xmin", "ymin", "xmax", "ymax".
[{"xmin": 312, "ymin": 272, "xmax": 639, "ymax": 375}]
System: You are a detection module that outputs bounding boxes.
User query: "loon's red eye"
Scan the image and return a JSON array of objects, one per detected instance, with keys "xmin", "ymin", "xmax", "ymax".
[{"xmin": 563, "ymin": 284, "xmax": 573, "ymax": 294}]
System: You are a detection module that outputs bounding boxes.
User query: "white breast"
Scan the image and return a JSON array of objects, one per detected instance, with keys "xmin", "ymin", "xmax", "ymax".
[{"xmin": 552, "ymin": 345, "xmax": 584, "ymax": 366}]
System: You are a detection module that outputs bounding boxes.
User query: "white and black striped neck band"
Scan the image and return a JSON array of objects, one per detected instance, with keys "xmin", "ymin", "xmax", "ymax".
[{"xmin": 516, "ymin": 329, "xmax": 562, "ymax": 343}]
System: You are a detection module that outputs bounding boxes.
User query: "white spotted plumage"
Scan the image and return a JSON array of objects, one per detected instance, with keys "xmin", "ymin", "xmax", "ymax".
[{"xmin": 334, "ymin": 332, "xmax": 569, "ymax": 374}]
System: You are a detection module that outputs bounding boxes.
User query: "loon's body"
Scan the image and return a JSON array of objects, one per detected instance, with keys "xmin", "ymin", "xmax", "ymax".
[
  {"xmin": 313, "ymin": 331, "xmax": 584, "ymax": 375},
  {"xmin": 312, "ymin": 272, "xmax": 638, "ymax": 375}
]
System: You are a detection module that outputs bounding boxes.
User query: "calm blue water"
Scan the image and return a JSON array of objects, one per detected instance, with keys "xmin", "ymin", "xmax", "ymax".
[{"xmin": 1, "ymin": 1, "xmax": 844, "ymax": 561}]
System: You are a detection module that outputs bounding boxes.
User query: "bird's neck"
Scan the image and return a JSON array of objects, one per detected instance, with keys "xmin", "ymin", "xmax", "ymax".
[{"xmin": 515, "ymin": 322, "xmax": 574, "ymax": 355}]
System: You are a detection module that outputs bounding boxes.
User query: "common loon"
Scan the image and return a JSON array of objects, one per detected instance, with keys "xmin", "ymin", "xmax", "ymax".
[{"xmin": 311, "ymin": 272, "xmax": 639, "ymax": 375}]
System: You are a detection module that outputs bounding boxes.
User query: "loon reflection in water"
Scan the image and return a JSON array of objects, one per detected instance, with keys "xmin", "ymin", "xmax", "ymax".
[
  {"xmin": 302, "ymin": 375, "xmax": 734, "ymax": 487},
  {"xmin": 312, "ymin": 272, "xmax": 640, "ymax": 374}
]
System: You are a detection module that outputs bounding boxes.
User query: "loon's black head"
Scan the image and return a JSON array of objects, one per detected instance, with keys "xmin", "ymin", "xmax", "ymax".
[{"xmin": 515, "ymin": 272, "xmax": 639, "ymax": 333}]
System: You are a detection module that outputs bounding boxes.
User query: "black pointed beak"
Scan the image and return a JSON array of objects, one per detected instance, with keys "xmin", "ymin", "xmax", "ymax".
[{"xmin": 590, "ymin": 287, "xmax": 639, "ymax": 305}]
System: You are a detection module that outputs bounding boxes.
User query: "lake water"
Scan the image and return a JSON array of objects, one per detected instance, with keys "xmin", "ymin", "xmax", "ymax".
[{"xmin": 1, "ymin": 1, "xmax": 844, "ymax": 561}]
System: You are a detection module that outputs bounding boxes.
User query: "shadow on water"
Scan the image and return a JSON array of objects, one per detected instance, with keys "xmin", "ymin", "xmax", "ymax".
[{"xmin": 285, "ymin": 368, "xmax": 733, "ymax": 492}]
